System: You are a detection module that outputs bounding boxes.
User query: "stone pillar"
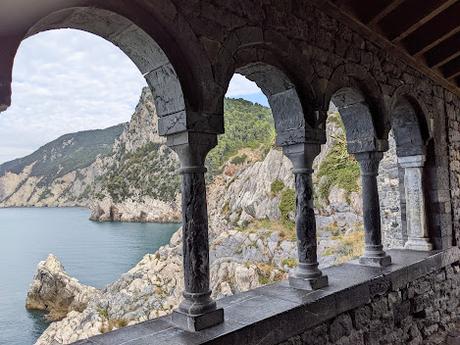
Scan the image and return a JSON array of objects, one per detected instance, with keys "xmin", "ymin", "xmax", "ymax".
[
  {"xmin": 398, "ymin": 155, "xmax": 433, "ymax": 251},
  {"xmin": 354, "ymin": 151, "xmax": 392, "ymax": 267},
  {"xmin": 283, "ymin": 143, "xmax": 328, "ymax": 290},
  {"xmin": 167, "ymin": 132, "xmax": 223, "ymax": 331}
]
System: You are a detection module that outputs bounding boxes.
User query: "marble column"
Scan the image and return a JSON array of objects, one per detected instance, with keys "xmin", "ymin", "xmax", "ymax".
[
  {"xmin": 283, "ymin": 143, "xmax": 328, "ymax": 290},
  {"xmin": 398, "ymin": 155, "xmax": 433, "ymax": 251},
  {"xmin": 167, "ymin": 132, "xmax": 223, "ymax": 331},
  {"xmin": 354, "ymin": 151, "xmax": 392, "ymax": 267}
]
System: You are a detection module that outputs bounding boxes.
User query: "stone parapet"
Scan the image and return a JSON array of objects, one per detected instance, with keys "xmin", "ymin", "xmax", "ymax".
[{"xmin": 73, "ymin": 248, "xmax": 460, "ymax": 345}]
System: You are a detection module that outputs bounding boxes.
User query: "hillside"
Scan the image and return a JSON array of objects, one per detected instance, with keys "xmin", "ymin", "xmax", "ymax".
[
  {"xmin": 0, "ymin": 125, "xmax": 124, "ymax": 206},
  {"xmin": 0, "ymin": 89, "xmax": 278, "ymax": 216}
]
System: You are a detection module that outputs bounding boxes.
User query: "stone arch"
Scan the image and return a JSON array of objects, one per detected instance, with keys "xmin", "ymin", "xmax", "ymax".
[
  {"xmin": 215, "ymin": 27, "xmax": 323, "ymax": 143},
  {"xmin": 388, "ymin": 91, "xmax": 434, "ymax": 251},
  {"xmin": 1, "ymin": 4, "xmax": 223, "ymax": 136},
  {"xmin": 236, "ymin": 62, "xmax": 325, "ymax": 146},
  {"xmin": 324, "ymin": 64, "xmax": 389, "ymax": 152},
  {"xmin": 390, "ymin": 96, "xmax": 430, "ymax": 157}
]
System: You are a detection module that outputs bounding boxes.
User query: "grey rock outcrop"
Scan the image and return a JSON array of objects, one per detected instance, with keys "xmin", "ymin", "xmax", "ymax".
[{"xmin": 26, "ymin": 254, "xmax": 99, "ymax": 322}]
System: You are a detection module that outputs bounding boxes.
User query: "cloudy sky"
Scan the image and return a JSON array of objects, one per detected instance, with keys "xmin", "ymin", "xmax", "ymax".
[{"xmin": 0, "ymin": 29, "xmax": 267, "ymax": 164}]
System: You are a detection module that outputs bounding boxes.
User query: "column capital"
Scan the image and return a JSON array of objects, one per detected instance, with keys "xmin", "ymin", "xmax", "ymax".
[
  {"xmin": 398, "ymin": 154, "xmax": 426, "ymax": 168},
  {"xmin": 282, "ymin": 142, "xmax": 321, "ymax": 173},
  {"xmin": 354, "ymin": 151, "xmax": 383, "ymax": 176},
  {"xmin": 166, "ymin": 131, "xmax": 217, "ymax": 170}
]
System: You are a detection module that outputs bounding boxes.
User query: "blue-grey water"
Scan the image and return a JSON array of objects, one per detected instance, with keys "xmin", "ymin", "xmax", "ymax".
[{"xmin": 0, "ymin": 207, "xmax": 180, "ymax": 345}]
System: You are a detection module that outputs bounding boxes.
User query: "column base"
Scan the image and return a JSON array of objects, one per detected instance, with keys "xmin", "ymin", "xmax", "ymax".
[
  {"xmin": 359, "ymin": 253, "xmax": 392, "ymax": 267},
  {"xmin": 289, "ymin": 272, "xmax": 329, "ymax": 290},
  {"xmin": 404, "ymin": 238, "xmax": 433, "ymax": 251},
  {"xmin": 171, "ymin": 308, "xmax": 224, "ymax": 332}
]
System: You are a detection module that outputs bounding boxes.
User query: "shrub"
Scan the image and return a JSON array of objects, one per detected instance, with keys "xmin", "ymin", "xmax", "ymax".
[
  {"xmin": 316, "ymin": 127, "xmax": 360, "ymax": 203},
  {"xmin": 279, "ymin": 188, "xmax": 296, "ymax": 230},
  {"xmin": 271, "ymin": 179, "xmax": 285, "ymax": 195},
  {"xmin": 230, "ymin": 154, "xmax": 248, "ymax": 165}
]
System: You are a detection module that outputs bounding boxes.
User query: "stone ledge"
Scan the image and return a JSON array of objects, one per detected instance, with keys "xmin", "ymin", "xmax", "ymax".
[{"xmin": 74, "ymin": 248, "xmax": 460, "ymax": 345}]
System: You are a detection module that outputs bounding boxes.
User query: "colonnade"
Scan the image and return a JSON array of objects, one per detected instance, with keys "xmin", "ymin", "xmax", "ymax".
[{"xmin": 166, "ymin": 116, "xmax": 433, "ymax": 331}]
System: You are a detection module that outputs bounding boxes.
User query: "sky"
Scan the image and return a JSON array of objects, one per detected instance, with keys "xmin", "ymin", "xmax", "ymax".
[{"xmin": 0, "ymin": 29, "xmax": 268, "ymax": 164}]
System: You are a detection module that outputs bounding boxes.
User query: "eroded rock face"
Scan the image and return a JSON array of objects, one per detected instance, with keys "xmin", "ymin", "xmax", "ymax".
[
  {"xmin": 89, "ymin": 196, "xmax": 180, "ymax": 223},
  {"xmin": 26, "ymin": 254, "xmax": 99, "ymax": 321}
]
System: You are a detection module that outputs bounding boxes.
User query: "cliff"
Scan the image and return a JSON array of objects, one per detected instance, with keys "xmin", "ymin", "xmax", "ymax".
[{"xmin": 0, "ymin": 124, "xmax": 123, "ymax": 207}]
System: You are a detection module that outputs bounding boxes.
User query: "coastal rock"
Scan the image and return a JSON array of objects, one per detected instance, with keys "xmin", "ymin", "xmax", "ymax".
[
  {"xmin": 89, "ymin": 196, "xmax": 180, "ymax": 223},
  {"xmin": 26, "ymin": 254, "xmax": 99, "ymax": 321}
]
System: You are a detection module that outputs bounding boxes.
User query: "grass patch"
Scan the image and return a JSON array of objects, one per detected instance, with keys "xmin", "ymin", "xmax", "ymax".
[
  {"xmin": 98, "ymin": 307, "xmax": 128, "ymax": 333},
  {"xmin": 282, "ymin": 258, "xmax": 298, "ymax": 268},
  {"xmin": 323, "ymin": 227, "xmax": 365, "ymax": 264},
  {"xmin": 230, "ymin": 154, "xmax": 248, "ymax": 165}
]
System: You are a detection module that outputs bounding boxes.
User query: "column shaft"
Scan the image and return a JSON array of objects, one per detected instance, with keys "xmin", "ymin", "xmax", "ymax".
[
  {"xmin": 355, "ymin": 151, "xmax": 392, "ymax": 267},
  {"xmin": 399, "ymin": 155, "xmax": 432, "ymax": 251},
  {"xmin": 168, "ymin": 132, "xmax": 223, "ymax": 331},
  {"xmin": 284, "ymin": 143, "xmax": 328, "ymax": 290}
]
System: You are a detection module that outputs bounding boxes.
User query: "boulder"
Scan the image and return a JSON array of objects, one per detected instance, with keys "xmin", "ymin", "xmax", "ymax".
[{"xmin": 26, "ymin": 254, "xmax": 99, "ymax": 321}]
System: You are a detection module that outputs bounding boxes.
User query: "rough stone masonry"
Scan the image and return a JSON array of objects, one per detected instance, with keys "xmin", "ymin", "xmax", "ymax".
[{"xmin": 278, "ymin": 260, "xmax": 460, "ymax": 345}]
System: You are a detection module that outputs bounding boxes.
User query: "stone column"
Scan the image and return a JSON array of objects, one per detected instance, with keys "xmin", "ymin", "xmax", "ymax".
[
  {"xmin": 354, "ymin": 151, "xmax": 392, "ymax": 267},
  {"xmin": 283, "ymin": 143, "xmax": 328, "ymax": 290},
  {"xmin": 167, "ymin": 132, "xmax": 223, "ymax": 331},
  {"xmin": 398, "ymin": 155, "xmax": 433, "ymax": 251}
]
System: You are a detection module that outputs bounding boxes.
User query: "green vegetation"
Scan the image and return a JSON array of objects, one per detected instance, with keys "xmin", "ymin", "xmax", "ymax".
[
  {"xmin": 322, "ymin": 227, "xmax": 365, "ymax": 264},
  {"xmin": 255, "ymin": 263, "xmax": 284, "ymax": 285},
  {"xmin": 97, "ymin": 307, "xmax": 128, "ymax": 333},
  {"xmin": 316, "ymin": 112, "xmax": 360, "ymax": 204},
  {"xmin": 98, "ymin": 142, "xmax": 180, "ymax": 203},
  {"xmin": 282, "ymin": 257, "xmax": 297, "ymax": 268},
  {"xmin": 279, "ymin": 188, "xmax": 296, "ymax": 229},
  {"xmin": 270, "ymin": 179, "xmax": 285, "ymax": 195},
  {"xmin": 230, "ymin": 154, "xmax": 248, "ymax": 165},
  {"xmin": 206, "ymin": 98, "xmax": 275, "ymax": 176},
  {"xmin": 0, "ymin": 124, "xmax": 124, "ymax": 187},
  {"xmin": 236, "ymin": 219, "xmax": 296, "ymax": 241}
]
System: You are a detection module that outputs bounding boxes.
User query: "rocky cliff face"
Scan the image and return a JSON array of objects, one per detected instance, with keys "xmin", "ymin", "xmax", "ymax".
[
  {"xmin": 0, "ymin": 125, "xmax": 123, "ymax": 207},
  {"xmin": 88, "ymin": 88, "xmax": 180, "ymax": 222}
]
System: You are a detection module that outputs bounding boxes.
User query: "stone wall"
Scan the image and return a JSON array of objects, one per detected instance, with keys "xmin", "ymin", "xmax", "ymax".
[
  {"xmin": 447, "ymin": 93, "xmax": 460, "ymax": 247},
  {"xmin": 279, "ymin": 260, "xmax": 459, "ymax": 345}
]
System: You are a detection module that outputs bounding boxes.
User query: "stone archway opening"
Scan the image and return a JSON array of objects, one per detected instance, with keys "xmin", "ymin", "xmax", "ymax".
[
  {"xmin": 4, "ymin": 6, "xmax": 189, "ymax": 138},
  {"xmin": 327, "ymin": 86, "xmax": 392, "ymax": 267},
  {"xmin": 314, "ymin": 100, "xmax": 365, "ymax": 266},
  {"xmin": 389, "ymin": 96, "xmax": 433, "ymax": 251},
  {"xmin": 0, "ymin": 25, "xmax": 188, "ymax": 344}
]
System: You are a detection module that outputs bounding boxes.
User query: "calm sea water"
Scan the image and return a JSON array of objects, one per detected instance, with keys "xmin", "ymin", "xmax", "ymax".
[{"xmin": 0, "ymin": 207, "xmax": 180, "ymax": 345}]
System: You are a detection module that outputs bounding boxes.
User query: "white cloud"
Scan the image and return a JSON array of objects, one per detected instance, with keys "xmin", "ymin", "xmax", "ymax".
[{"xmin": 0, "ymin": 29, "xmax": 146, "ymax": 163}]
